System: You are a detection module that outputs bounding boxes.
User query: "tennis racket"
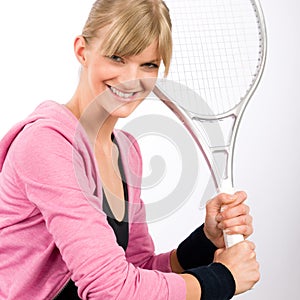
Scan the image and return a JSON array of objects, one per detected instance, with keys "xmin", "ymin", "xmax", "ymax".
[{"xmin": 153, "ymin": 0, "xmax": 267, "ymax": 248}]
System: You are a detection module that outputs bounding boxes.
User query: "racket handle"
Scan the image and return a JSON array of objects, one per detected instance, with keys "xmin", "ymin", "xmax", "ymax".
[
  {"xmin": 223, "ymin": 231, "xmax": 244, "ymax": 248},
  {"xmin": 219, "ymin": 185, "xmax": 244, "ymax": 248}
]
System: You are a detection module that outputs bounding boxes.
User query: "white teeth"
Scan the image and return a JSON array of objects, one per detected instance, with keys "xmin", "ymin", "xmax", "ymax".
[{"xmin": 110, "ymin": 86, "xmax": 134, "ymax": 99}]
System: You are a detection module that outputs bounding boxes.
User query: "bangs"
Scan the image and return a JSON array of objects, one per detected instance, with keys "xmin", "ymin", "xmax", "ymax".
[
  {"xmin": 99, "ymin": 6, "xmax": 172, "ymax": 75},
  {"xmin": 83, "ymin": 0, "xmax": 172, "ymax": 76},
  {"xmin": 101, "ymin": 16, "xmax": 159, "ymax": 57}
]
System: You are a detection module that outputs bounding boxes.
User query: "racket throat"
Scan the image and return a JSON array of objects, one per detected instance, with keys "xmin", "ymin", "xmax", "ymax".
[
  {"xmin": 218, "ymin": 178, "xmax": 234, "ymax": 194},
  {"xmin": 193, "ymin": 115, "xmax": 236, "ymax": 148},
  {"xmin": 194, "ymin": 116, "xmax": 236, "ymax": 190},
  {"xmin": 210, "ymin": 149, "xmax": 233, "ymax": 191}
]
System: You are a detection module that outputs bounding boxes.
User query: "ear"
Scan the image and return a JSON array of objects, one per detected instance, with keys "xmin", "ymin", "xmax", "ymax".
[{"xmin": 74, "ymin": 36, "xmax": 88, "ymax": 66}]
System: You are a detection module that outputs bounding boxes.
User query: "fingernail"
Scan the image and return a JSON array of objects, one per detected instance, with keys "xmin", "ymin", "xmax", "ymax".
[
  {"xmin": 221, "ymin": 205, "xmax": 228, "ymax": 212},
  {"xmin": 230, "ymin": 194, "xmax": 238, "ymax": 201},
  {"xmin": 216, "ymin": 213, "xmax": 223, "ymax": 222}
]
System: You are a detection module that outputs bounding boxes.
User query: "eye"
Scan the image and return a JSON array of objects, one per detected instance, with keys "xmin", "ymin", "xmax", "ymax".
[
  {"xmin": 107, "ymin": 55, "xmax": 124, "ymax": 63},
  {"xmin": 143, "ymin": 62, "xmax": 159, "ymax": 70}
]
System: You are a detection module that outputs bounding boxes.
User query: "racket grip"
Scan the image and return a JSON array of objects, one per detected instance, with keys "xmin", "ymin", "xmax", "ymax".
[
  {"xmin": 219, "ymin": 185, "xmax": 244, "ymax": 248},
  {"xmin": 223, "ymin": 232, "xmax": 244, "ymax": 248}
]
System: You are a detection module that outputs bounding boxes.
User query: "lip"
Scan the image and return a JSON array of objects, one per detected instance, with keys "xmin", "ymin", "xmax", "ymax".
[{"xmin": 107, "ymin": 85, "xmax": 140, "ymax": 103}]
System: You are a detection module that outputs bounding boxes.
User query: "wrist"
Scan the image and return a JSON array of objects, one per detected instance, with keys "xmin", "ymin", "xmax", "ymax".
[
  {"xmin": 170, "ymin": 249, "xmax": 184, "ymax": 273},
  {"xmin": 203, "ymin": 224, "xmax": 214, "ymax": 241},
  {"xmin": 177, "ymin": 224, "xmax": 217, "ymax": 270},
  {"xmin": 180, "ymin": 273, "xmax": 201, "ymax": 300},
  {"xmin": 184, "ymin": 263, "xmax": 236, "ymax": 300}
]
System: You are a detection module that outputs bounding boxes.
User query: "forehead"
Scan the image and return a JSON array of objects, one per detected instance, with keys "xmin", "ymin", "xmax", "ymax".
[
  {"xmin": 132, "ymin": 40, "xmax": 160, "ymax": 61},
  {"xmin": 92, "ymin": 27, "xmax": 161, "ymax": 61},
  {"xmin": 94, "ymin": 22, "xmax": 161, "ymax": 57}
]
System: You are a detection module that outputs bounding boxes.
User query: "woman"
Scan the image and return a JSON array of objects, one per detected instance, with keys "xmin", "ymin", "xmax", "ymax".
[{"xmin": 0, "ymin": 0, "xmax": 259, "ymax": 299}]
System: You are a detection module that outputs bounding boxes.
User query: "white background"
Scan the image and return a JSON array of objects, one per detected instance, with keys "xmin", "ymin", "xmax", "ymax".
[{"xmin": 0, "ymin": 1, "xmax": 299, "ymax": 299}]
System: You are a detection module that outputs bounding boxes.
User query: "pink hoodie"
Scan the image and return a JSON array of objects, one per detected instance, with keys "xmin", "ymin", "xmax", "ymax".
[{"xmin": 0, "ymin": 101, "xmax": 186, "ymax": 299}]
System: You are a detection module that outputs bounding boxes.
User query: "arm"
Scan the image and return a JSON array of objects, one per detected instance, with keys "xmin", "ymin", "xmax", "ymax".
[
  {"xmin": 171, "ymin": 192, "xmax": 254, "ymax": 272},
  {"xmin": 179, "ymin": 240, "xmax": 260, "ymax": 299},
  {"xmin": 125, "ymin": 193, "xmax": 258, "ymax": 299},
  {"xmin": 177, "ymin": 240, "xmax": 260, "ymax": 300},
  {"xmin": 172, "ymin": 192, "xmax": 259, "ymax": 299},
  {"xmin": 118, "ymin": 130, "xmax": 259, "ymax": 299},
  {"xmin": 180, "ymin": 275, "xmax": 201, "ymax": 300},
  {"xmin": 125, "ymin": 199, "xmax": 178, "ymax": 272},
  {"xmin": 122, "ymin": 130, "xmax": 181, "ymax": 272},
  {"xmin": 12, "ymin": 125, "xmax": 186, "ymax": 300}
]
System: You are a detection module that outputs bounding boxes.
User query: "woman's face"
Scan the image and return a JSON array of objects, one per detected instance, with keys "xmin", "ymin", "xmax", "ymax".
[{"xmin": 81, "ymin": 36, "xmax": 161, "ymax": 118}]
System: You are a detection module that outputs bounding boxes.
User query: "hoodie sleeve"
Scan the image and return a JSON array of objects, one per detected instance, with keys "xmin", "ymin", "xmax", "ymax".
[
  {"xmin": 119, "ymin": 131, "xmax": 175, "ymax": 273},
  {"xmin": 126, "ymin": 199, "xmax": 175, "ymax": 273},
  {"xmin": 10, "ymin": 122, "xmax": 186, "ymax": 300}
]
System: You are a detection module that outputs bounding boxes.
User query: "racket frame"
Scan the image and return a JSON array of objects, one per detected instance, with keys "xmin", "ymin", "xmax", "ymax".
[{"xmin": 153, "ymin": 0, "xmax": 267, "ymax": 247}]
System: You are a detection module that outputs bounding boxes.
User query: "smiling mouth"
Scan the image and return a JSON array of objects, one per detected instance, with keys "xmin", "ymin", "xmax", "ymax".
[{"xmin": 109, "ymin": 86, "xmax": 136, "ymax": 100}]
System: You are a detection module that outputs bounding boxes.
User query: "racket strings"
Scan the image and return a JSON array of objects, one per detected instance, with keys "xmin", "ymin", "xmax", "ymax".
[{"xmin": 161, "ymin": 0, "xmax": 264, "ymax": 116}]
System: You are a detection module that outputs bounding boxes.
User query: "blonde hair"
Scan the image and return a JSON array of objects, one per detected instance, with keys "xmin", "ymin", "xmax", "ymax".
[{"xmin": 82, "ymin": 0, "xmax": 172, "ymax": 76}]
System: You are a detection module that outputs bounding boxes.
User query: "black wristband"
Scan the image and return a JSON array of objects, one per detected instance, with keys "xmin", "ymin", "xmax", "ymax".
[
  {"xmin": 177, "ymin": 224, "xmax": 217, "ymax": 270},
  {"xmin": 185, "ymin": 263, "xmax": 236, "ymax": 300}
]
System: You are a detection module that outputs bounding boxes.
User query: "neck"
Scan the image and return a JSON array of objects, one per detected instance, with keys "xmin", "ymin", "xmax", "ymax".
[{"xmin": 66, "ymin": 88, "xmax": 118, "ymax": 151}]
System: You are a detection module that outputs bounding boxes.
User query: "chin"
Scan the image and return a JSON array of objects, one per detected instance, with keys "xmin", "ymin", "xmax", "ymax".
[{"xmin": 109, "ymin": 100, "xmax": 142, "ymax": 118}]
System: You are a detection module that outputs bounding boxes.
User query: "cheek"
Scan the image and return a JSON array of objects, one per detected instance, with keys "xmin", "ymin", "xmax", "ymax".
[
  {"xmin": 88, "ymin": 67, "xmax": 107, "ymax": 94},
  {"xmin": 140, "ymin": 76, "xmax": 157, "ymax": 92},
  {"xmin": 87, "ymin": 59, "xmax": 118, "ymax": 95}
]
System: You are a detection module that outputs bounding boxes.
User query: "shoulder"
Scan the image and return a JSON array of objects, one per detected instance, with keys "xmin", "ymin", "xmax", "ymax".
[
  {"xmin": 12, "ymin": 101, "xmax": 88, "ymax": 152},
  {"xmin": 7, "ymin": 102, "xmax": 92, "ymax": 177}
]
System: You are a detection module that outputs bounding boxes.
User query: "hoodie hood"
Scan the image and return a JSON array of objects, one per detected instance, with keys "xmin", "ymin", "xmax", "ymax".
[{"xmin": 0, "ymin": 101, "xmax": 77, "ymax": 172}]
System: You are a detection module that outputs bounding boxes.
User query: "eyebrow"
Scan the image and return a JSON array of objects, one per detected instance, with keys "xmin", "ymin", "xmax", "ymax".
[{"xmin": 145, "ymin": 58, "xmax": 161, "ymax": 64}]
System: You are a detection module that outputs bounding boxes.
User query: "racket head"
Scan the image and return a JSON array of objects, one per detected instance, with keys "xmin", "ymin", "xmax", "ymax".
[
  {"xmin": 157, "ymin": 0, "xmax": 267, "ymax": 118},
  {"xmin": 154, "ymin": 0, "xmax": 267, "ymax": 191},
  {"xmin": 154, "ymin": 0, "xmax": 267, "ymax": 248}
]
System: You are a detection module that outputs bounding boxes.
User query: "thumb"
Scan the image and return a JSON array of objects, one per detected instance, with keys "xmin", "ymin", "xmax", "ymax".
[
  {"xmin": 221, "ymin": 191, "xmax": 247, "ymax": 209},
  {"xmin": 207, "ymin": 193, "xmax": 237, "ymax": 213}
]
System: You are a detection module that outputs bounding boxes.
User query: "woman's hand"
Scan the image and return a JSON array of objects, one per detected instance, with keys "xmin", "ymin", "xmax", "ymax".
[
  {"xmin": 204, "ymin": 191, "xmax": 253, "ymax": 248},
  {"xmin": 214, "ymin": 241, "xmax": 260, "ymax": 295}
]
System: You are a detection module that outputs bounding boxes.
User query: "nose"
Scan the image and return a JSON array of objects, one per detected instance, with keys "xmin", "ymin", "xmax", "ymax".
[{"xmin": 119, "ymin": 65, "xmax": 142, "ymax": 91}]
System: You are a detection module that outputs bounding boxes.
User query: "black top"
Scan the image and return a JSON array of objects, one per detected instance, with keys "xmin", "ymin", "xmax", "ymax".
[
  {"xmin": 54, "ymin": 136, "xmax": 129, "ymax": 299},
  {"xmin": 102, "ymin": 135, "xmax": 129, "ymax": 250}
]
